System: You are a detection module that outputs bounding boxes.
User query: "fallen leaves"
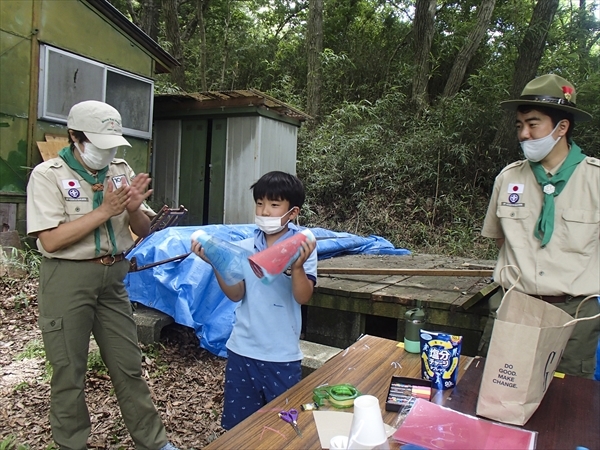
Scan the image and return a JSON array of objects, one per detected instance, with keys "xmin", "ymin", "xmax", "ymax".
[{"xmin": 0, "ymin": 275, "xmax": 227, "ymax": 448}]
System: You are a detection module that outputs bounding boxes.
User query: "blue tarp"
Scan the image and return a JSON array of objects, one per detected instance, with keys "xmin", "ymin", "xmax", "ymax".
[{"xmin": 125, "ymin": 225, "xmax": 410, "ymax": 357}]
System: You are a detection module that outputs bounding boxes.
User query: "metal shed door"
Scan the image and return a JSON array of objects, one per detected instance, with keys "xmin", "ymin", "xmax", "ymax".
[
  {"xmin": 179, "ymin": 119, "xmax": 208, "ymax": 225},
  {"xmin": 178, "ymin": 118, "xmax": 227, "ymax": 225}
]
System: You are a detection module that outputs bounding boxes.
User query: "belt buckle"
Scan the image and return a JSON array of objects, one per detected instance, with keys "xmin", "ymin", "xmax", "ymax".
[{"xmin": 101, "ymin": 255, "xmax": 116, "ymax": 266}]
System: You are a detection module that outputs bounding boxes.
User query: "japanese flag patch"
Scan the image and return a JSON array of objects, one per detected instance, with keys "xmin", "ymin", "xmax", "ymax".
[
  {"xmin": 507, "ymin": 183, "xmax": 524, "ymax": 194},
  {"xmin": 62, "ymin": 179, "xmax": 81, "ymax": 189}
]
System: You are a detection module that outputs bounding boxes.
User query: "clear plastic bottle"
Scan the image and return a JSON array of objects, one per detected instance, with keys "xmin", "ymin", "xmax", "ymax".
[{"xmin": 191, "ymin": 229, "xmax": 251, "ymax": 285}]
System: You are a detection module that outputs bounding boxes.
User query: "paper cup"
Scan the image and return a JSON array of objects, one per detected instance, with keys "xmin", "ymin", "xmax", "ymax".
[
  {"xmin": 330, "ymin": 435, "xmax": 349, "ymax": 449},
  {"xmin": 347, "ymin": 395, "xmax": 388, "ymax": 449}
]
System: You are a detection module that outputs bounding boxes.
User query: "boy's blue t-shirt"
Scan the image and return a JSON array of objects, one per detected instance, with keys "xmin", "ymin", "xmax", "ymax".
[{"xmin": 226, "ymin": 223, "xmax": 318, "ymax": 362}]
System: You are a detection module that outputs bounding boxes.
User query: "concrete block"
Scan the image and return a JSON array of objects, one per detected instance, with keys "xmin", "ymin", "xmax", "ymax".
[
  {"xmin": 132, "ymin": 304, "xmax": 174, "ymax": 345},
  {"xmin": 300, "ymin": 339, "xmax": 341, "ymax": 378},
  {"xmin": 305, "ymin": 305, "xmax": 364, "ymax": 349}
]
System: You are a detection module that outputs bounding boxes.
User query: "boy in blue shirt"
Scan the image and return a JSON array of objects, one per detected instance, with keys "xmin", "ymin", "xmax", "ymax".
[{"xmin": 191, "ymin": 171, "xmax": 317, "ymax": 430}]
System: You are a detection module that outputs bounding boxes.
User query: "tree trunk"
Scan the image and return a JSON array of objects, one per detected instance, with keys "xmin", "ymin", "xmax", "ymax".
[
  {"xmin": 306, "ymin": 0, "xmax": 324, "ymax": 122},
  {"xmin": 220, "ymin": 0, "xmax": 232, "ymax": 90},
  {"xmin": 411, "ymin": 0, "xmax": 436, "ymax": 112},
  {"xmin": 140, "ymin": 0, "xmax": 161, "ymax": 41},
  {"xmin": 442, "ymin": 0, "xmax": 496, "ymax": 98},
  {"xmin": 162, "ymin": 0, "xmax": 186, "ymax": 89},
  {"xmin": 198, "ymin": 0, "xmax": 209, "ymax": 91},
  {"xmin": 491, "ymin": 0, "xmax": 560, "ymax": 157}
]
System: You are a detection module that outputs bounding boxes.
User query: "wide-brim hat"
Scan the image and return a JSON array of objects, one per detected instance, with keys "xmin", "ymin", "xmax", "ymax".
[
  {"xmin": 67, "ymin": 100, "xmax": 131, "ymax": 149},
  {"xmin": 500, "ymin": 74, "xmax": 592, "ymax": 122}
]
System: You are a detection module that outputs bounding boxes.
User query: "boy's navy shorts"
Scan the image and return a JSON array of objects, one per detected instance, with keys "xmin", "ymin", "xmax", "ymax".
[{"xmin": 221, "ymin": 350, "xmax": 302, "ymax": 430}]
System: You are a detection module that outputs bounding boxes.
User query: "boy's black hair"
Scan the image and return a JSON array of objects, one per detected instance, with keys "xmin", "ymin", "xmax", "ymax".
[
  {"xmin": 251, "ymin": 171, "xmax": 305, "ymax": 208},
  {"xmin": 517, "ymin": 105, "xmax": 574, "ymax": 141}
]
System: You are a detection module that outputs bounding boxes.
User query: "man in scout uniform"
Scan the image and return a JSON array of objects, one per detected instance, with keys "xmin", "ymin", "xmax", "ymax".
[
  {"xmin": 27, "ymin": 101, "xmax": 178, "ymax": 449},
  {"xmin": 480, "ymin": 74, "xmax": 600, "ymax": 378}
]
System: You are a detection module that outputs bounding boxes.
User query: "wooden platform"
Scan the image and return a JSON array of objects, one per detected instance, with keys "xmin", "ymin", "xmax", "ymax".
[{"xmin": 306, "ymin": 254, "xmax": 499, "ymax": 355}]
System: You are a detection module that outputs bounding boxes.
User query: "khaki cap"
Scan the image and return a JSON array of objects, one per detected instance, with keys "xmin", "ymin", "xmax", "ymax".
[{"xmin": 67, "ymin": 100, "xmax": 131, "ymax": 149}]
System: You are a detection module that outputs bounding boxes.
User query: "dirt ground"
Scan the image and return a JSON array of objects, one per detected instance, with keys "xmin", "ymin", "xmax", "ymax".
[{"xmin": 0, "ymin": 274, "xmax": 227, "ymax": 449}]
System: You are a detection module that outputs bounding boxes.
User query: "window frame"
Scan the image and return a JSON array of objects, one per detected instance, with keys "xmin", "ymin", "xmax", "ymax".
[{"xmin": 38, "ymin": 44, "xmax": 154, "ymax": 140}]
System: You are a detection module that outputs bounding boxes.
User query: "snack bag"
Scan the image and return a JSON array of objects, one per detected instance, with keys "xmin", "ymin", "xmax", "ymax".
[{"xmin": 420, "ymin": 330, "xmax": 462, "ymax": 390}]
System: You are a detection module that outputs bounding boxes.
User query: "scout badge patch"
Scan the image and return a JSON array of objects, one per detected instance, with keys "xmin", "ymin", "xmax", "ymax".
[{"xmin": 112, "ymin": 174, "xmax": 129, "ymax": 189}]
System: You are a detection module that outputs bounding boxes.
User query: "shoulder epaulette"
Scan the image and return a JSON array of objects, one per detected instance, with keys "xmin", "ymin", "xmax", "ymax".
[
  {"xmin": 498, "ymin": 159, "xmax": 525, "ymax": 176},
  {"xmin": 585, "ymin": 157, "xmax": 600, "ymax": 167},
  {"xmin": 35, "ymin": 157, "xmax": 64, "ymax": 173},
  {"xmin": 111, "ymin": 158, "xmax": 128, "ymax": 166}
]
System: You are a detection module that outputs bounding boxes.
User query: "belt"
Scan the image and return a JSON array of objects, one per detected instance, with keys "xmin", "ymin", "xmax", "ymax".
[
  {"xmin": 533, "ymin": 294, "xmax": 570, "ymax": 304},
  {"xmin": 85, "ymin": 253, "xmax": 126, "ymax": 266}
]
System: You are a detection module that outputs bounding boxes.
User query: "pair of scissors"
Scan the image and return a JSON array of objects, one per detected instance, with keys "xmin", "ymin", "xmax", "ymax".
[{"xmin": 279, "ymin": 408, "xmax": 302, "ymax": 437}]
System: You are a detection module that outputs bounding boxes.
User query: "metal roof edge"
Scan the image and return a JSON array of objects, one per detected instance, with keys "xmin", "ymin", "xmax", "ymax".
[
  {"xmin": 85, "ymin": 0, "xmax": 179, "ymax": 73},
  {"xmin": 154, "ymin": 89, "xmax": 312, "ymax": 122},
  {"xmin": 154, "ymin": 106, "xmax": 303, "ymax": 127}
]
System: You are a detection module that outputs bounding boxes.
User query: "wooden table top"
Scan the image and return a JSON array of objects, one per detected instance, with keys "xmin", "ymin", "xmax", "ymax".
[
  {"xmin": 316, "ymin": 254, "xmax": 497, "ymax": 310},
  {"xmin": 204, "ymin": 335, "xmax": 473, "ymax": 450},
  {"xmin": 444, "ymin": 356, "xmax": 600, "ymax": 450}
]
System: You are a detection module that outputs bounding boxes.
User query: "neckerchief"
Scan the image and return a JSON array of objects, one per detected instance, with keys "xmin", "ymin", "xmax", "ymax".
[
  {"xmin": 529, "ymin": 142, "xmax": 585, "ymax": 247},
  {"xmin": 59, "ymin": 146, "xmax": 117, "ymax": 256}
]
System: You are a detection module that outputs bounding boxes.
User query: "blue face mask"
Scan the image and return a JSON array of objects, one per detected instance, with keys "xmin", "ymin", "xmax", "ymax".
[{"xmin": 520, "ymin": 123, "xmax": 561, "ymax": 162}]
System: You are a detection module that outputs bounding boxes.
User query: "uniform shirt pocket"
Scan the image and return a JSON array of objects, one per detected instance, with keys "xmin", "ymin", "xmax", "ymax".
[
  {"xmin": 64, "ymin": 200, "xmax": 91, "ymax": 220},
  {"xmin": 496, "ymin": 207, "xmax": 531, "ymax": 248},
  {"xmin": 560, "ymin": 209, "xmax": 600, "ymax": 254}
]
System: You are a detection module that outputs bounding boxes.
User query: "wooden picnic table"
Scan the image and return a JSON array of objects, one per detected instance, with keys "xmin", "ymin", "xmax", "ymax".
[
  {"xmin": 204, "ymin": 334, "xmax": 474, "ymax": 450},
  {"xmin": 307, "ymin": 254, "xmax": 499, "ymax": 355}
]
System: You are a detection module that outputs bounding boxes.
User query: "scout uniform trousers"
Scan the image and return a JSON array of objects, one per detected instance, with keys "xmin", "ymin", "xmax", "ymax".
[{"xmin": 38, "ymin": 258, "xmax": 167, "ymax": 450}]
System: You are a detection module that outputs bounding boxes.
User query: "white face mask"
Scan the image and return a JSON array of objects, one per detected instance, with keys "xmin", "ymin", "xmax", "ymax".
[
  {"xmin": 255, "ymin": 208, "xmax": 295, "ymax": 235},
  {"xmin": 520, "ymin": 123, "xmax": 561, "ymax": 163},
  {"xmin": 76, "ymin": 142, "xmax": 117, "ymax": 170}
]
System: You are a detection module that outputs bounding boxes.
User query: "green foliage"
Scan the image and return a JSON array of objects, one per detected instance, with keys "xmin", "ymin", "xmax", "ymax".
[
  {"xmin": 0, "ymin": 436, "xmax": 27, "ymax": 450},
  {"xmin": 1, "ymin": 245, "xmax": 41, "ymax": 279},
  {"xmin": 0, "ymin": 436, "xmax": 55, "ymax": 450},
  {"xmin": 13, "ymin": 381, "xmax": 29, "ymax": 392},
  {"xmin": 87, "ymin": 348, "xmax": 108, "ymax": 375},
  {"xmin": 296, "ymin": 86, "xmax": 502, "ymax": 259},
  {"xmin": 16, "ymin": 340, "xmax": 45, "ymax": 360},
  {"xmin": 106, "ymin": 0, "xmax": 600, "ymax": 257},
  {"xmin": 141, "ymin": 343, "xmax": 169, "ymax": 378}
]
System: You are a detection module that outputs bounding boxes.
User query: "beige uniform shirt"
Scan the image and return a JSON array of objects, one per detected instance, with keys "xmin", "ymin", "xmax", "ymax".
[
  {"xmin": 482, "ymin": 156, "xmax": 600, "ymax": 296},
  {"xmin": 27, "ymin": 154, "xmax": 155, "ymax": 260}
]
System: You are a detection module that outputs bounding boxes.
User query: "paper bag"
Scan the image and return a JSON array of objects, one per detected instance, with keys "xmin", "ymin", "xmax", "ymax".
[{"xmin": 476, "ymin": 290, "xmax": 599, "ymax": 425}]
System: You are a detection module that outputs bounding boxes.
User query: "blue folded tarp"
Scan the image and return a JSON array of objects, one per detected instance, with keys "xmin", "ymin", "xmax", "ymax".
[{"xmin": 125, "ymin": 225, "xmax": 410, "ymax": 357}]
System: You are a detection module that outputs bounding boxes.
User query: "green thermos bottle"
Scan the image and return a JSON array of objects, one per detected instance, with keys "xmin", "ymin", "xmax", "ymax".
[{"xmin": 404, "ymin": 307, "xmax": 426, "ymax": 353}]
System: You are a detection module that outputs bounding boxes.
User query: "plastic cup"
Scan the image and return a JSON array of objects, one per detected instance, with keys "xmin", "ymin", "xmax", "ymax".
[
  {"xmin": 347, "ymin": 395, "xmax": 388, "ymax": 449},
  {"xmin": 330, "ymin": 435, "xmax": 349, "ymax": 449}
]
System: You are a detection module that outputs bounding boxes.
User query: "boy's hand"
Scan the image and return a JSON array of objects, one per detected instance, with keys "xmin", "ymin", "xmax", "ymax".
[
  {"xmin": 291, "ymin": 239, "xmax": 316, "ymax": 270},
  {"xmin": 191, "ymin": 239, "xmax": 212, "ymax": 265}
]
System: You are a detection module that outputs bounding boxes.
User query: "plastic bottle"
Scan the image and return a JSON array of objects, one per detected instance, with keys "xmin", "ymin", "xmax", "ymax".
[
  {"xmin": 248, "ymin": 229, "xmax": 316, "ymax": 284},
  {"xmin": 404, "ymin": 307, "xmax": 426, "ymax": 353},
  {"xmin": 191, "ymin": 229, "xmax": 251, "ymax": 285}
]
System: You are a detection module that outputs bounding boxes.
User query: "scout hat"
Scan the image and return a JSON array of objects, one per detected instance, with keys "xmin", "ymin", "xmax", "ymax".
[
  {"xmin": 67, "ymin": 100, "xmax": 131, "ymax": 148},
  {"xmin": 500, "ymin": 74, "xmax": 592, "ymax": 122}
]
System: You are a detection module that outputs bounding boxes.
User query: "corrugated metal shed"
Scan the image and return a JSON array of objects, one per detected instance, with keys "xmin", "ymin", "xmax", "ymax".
[{"xmin": 152, "ymin": 90, "xmax": 310, "ymax": 225}]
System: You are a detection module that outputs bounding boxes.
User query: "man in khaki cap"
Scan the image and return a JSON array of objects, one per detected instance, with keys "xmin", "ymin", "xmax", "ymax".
[
  {"xmin": 479, "ymin": 74, "xmax": 600, "ymax": 378},
  {"xmin": 27, "ymin": 100, "xmax": 178, "ymax": 449}
]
